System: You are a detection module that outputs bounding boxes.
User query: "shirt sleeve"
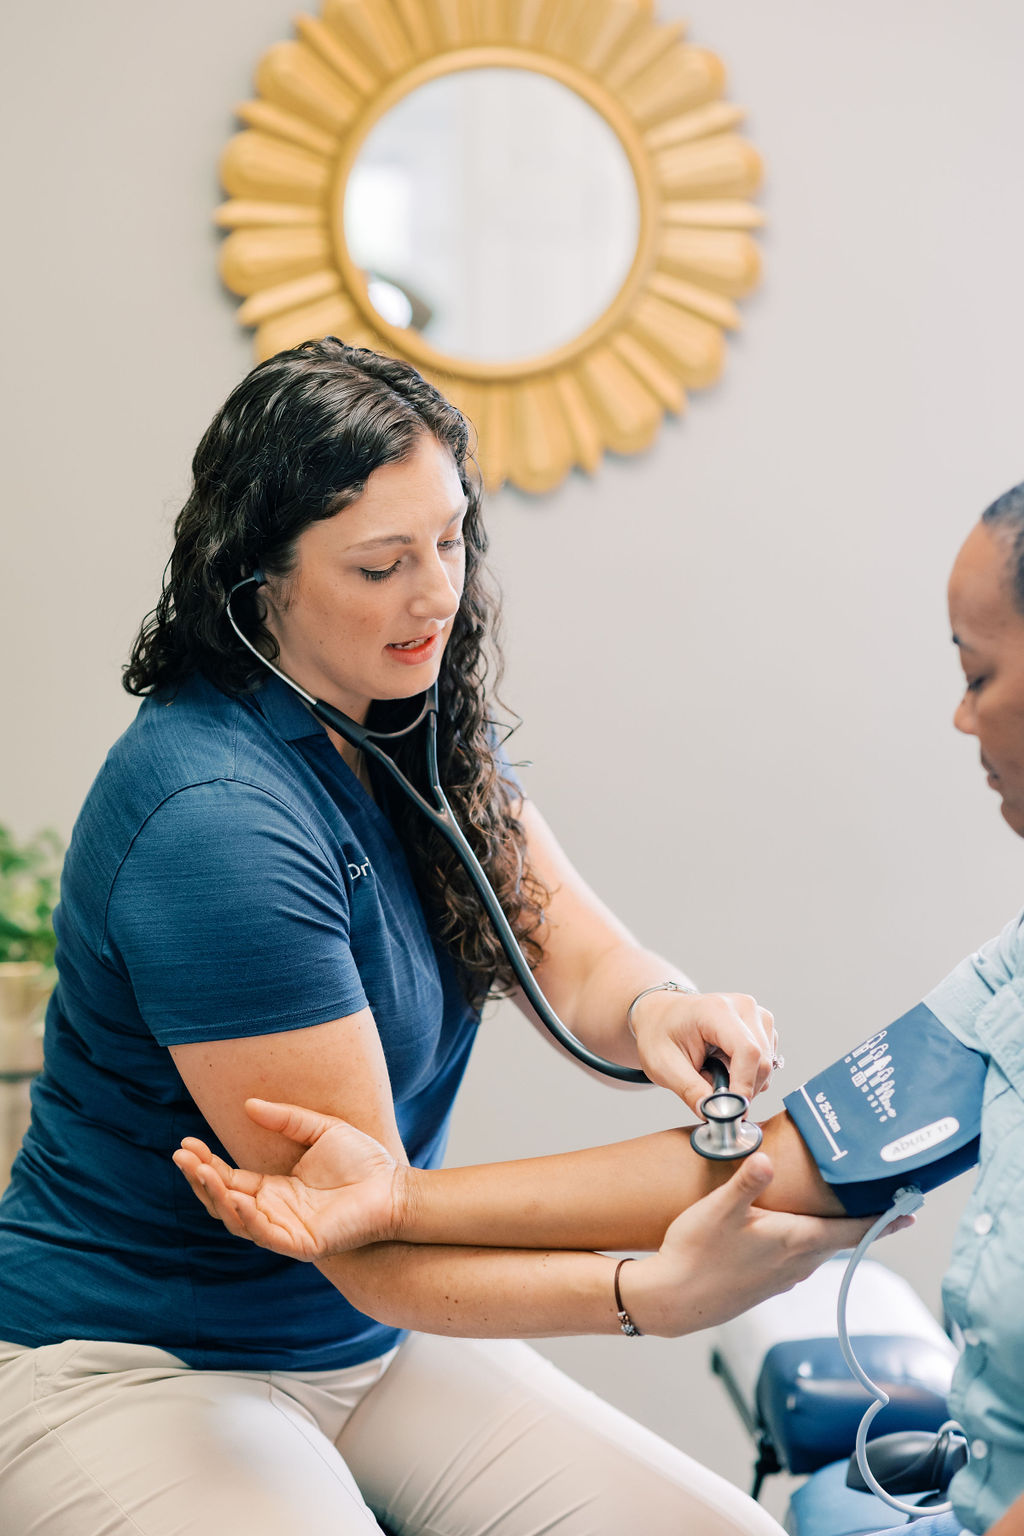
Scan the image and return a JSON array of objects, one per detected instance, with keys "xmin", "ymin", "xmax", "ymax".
[
  {"xmin": 105, "ymin": 778, "xmax": 368, "ymax": 1046},
  {"xmin": 924, "ymin": 906, "xmax": 1024, "ymax": 1050}
]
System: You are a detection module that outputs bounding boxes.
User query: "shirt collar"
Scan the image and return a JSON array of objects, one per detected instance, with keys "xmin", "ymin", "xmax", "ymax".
[{"xmin": 251, "ymin": 674, "xmax": 327, "ymax": 743}]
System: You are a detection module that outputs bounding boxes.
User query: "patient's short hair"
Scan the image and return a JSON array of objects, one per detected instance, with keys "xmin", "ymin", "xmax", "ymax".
[{"xmin": 982, "ymin": 482, "xmax": 1024, "ymax": 613}]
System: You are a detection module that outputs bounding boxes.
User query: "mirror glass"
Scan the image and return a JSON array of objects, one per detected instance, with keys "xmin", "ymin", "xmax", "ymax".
[{"xmin": 343, "ymin": 68, "xmax": 639, "ymax": 362}]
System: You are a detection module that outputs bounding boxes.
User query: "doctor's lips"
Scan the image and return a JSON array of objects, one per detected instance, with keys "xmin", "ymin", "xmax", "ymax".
[
  {"xmin": 981, "ymin": 755, "xmax": 999, "ymax": 784},
  {"xmin": 386, "ymin": 632, "xmax": 442, "ymax": 664}
]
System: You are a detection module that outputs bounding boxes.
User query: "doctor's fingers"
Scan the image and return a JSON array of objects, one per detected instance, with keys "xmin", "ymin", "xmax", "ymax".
[
  {"xmin": 727, "ymin": 1211, "xmax": 869, "ymax": 1297},
  {"xmin": 699, "ymin": 994, "xmax": 775, "ymax": 1100},
  {"xmin": 794, "ymin": 1210, "xmax": 913, "ymax": 1260},
  {"xmin": 639, "ymin": 1039, "xmax": 723, "ymax": 1114},
  {"xmin": 727, "ymin": 995, "xmax": 776, "ymax": 1098},
  {"xmin": 756, "ymin": 1009, "xmax": 780, "ymax": 1097},
  {"xmin": 637, "ymin": 997, "xmax": 760, "ymax": 1111}
]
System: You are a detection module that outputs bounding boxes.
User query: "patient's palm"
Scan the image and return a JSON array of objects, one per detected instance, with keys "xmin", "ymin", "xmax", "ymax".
[{"xmin": 226, "ymin": 1121, "xmax": 399, "ymax": 1259}]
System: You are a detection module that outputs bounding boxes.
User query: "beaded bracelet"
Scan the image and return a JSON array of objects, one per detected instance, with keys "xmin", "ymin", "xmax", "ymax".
[{"xmin": 614, "ymin": 1257, "xmax": 643, "ymax": 1337}]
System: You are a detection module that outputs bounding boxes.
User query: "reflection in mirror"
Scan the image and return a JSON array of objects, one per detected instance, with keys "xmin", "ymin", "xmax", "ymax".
[{"xmin": 343, "ymin": 68, "xmax": 639, "ymax": 363}]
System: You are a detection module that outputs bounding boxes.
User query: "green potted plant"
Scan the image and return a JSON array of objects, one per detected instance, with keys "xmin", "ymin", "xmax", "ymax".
[{"xmin": 0, "ymin": 823, "xmax": 63, "ymax": 1081}]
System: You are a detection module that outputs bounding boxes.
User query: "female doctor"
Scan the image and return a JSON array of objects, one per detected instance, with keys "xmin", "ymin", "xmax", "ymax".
[
  {"xmin": 0, "ymin": 338, "xmax": 876, "ymax": 1536},
  {"xmin": 174, "ymin": 477, "xmax": 1024, "ymax": 1536}
]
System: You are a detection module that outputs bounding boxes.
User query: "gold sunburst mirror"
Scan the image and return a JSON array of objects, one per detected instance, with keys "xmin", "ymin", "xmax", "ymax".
[{"xmin": 216, "ymin": 0, "xmax": 764, "ymax": 494}]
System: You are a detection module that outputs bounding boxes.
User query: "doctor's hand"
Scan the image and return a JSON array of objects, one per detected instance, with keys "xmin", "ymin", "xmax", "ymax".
[
  {"xmin": 627, "ymin": 987, "xmax": 777, "ymax": 1114},
  {"xmin": 173, "ymin": 1098, "xmax": 407, "ymax": 1260},
  {"xmin": 622, "ymin": 1152, "xmax": 912, "ymax": 1336}
]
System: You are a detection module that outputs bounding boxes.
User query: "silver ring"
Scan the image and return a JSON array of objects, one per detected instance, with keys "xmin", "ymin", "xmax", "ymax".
[{"xmin": 771, "ymin": 1053, "xmax": 785, "ymax": 1072}]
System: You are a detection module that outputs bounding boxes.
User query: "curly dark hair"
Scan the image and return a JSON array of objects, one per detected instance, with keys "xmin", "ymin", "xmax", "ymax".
[{"xmin": 124, "ymin": 337, "xmax": 548, "ymax": 1007}]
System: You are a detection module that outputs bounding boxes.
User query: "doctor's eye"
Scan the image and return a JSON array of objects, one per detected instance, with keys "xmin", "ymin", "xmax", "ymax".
[{"xmin": 965, "ymin": 676, "xmax": 987, "ymax": 694}]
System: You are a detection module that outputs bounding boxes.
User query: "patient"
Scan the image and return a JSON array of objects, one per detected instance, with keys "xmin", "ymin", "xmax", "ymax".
[{"xmin": 177, "ymin": 485, "xmax": 1024, "ymax": 1536}]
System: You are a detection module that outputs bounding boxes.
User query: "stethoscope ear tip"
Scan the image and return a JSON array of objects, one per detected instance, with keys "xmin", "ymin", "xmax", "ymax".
[{"xmin": 227, "ymin": 569, "xmax": 267, "ymax": 599}]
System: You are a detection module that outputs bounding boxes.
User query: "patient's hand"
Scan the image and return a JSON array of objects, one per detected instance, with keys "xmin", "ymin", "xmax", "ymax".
[{"xmin": 173, "ymin": 1098, "xmax": 405, "ymax": 1259}]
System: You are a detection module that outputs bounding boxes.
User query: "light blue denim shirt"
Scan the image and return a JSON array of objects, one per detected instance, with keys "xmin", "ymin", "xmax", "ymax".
[{"xmin": 924, "ymin": 910, "xmax": 1024, "ymax": 1533}]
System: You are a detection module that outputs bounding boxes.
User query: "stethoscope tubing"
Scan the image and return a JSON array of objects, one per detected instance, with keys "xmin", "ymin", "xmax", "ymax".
[
  {"xmin": 320, "ymin": 686, "xmax": 651, "ymax": 1082},
  {"xmin": 341, "ymin": 697, "xmax": 760, "ymax": 1150},
  {"xmin": 225, "ymin": 576, "xmax": 649, "ymax": 1083},
  {"xmin": 227, "ymin": 575, "xmax": 759, "ymax": 1139},
  {"xmin": 226, "ymin": 575, "xmax": 766, "ymax": 1147}
]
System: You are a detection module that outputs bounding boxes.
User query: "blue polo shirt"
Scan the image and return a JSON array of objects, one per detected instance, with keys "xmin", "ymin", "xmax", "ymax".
[{"xmin": 0, "ymin": 674, "xmax": 479, "ymax": 1370}]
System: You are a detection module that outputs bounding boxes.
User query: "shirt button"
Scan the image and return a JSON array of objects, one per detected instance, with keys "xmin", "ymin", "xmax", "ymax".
[
  {"xmin": 971, "ymin": 1439, "xmax": 988, "ymax": 1459},
  {"xmin": 973, "ymin": 1212, "xmax": 994, "ymax": 1236},
  {"xmin": 962, "ymin": 1328, "xmax": 981, "ymax": 1347}
]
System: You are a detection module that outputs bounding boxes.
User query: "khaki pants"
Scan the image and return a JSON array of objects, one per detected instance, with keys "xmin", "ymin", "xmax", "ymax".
[{"xmin": 0, "ymin": 1333, "xmax": 786, "ymax": 1536}]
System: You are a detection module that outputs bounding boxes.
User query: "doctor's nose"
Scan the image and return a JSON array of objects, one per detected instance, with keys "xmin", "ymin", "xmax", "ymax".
[{"xmin": 409, "ymin": 554, "xmax": 462, "ymax": 622}]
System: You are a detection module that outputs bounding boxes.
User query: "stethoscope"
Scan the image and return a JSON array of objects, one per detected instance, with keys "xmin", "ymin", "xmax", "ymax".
[{"xmin": 226, "ymin": 572, "xmax": 760, "ymax": 1158}]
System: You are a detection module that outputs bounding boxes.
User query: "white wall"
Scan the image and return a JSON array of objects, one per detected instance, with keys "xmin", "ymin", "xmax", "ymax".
[{"xmin": 3, "ymin": 0, "xmax": 1024, "ymax": 1510}]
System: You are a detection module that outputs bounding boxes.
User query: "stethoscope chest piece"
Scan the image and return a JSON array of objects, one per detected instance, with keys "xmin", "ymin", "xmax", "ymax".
[
  {"xmin": 690, "ymin": 1094, "xmax": 763, "ymax": 1160},
  {"xmin": 689, "ymin": 1059, "xmax": 763, "ymax": 1160}
]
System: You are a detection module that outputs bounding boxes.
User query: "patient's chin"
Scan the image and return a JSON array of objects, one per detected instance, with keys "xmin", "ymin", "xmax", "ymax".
[{"xmin": 999, "ymin": 798, "xmax": 1024, "ymax": 837}]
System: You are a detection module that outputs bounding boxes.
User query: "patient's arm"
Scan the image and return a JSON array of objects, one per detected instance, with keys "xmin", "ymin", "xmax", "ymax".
[
  {"xmin": 177, "ymin": 1099, "xmax": 843, "ymax": 1257},
  {"xmin": 396, "ymin": 1108, "xmax": 842, "ymax": 1249}
]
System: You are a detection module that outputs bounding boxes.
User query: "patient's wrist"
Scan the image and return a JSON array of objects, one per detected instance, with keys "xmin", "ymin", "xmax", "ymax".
[{"xmin": 388, "ymin": 1164, "xmax": 419, "ymax": 1242}]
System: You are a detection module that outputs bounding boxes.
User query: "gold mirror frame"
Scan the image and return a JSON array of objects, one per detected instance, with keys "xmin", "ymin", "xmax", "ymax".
[{"xmin": 216, "ymin": 0, "xmax": 764, "ymax": 494}]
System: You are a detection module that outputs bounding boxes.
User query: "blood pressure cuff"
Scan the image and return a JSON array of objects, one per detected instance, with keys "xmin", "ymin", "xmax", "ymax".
[{"xmin": 783, "ymin": 1003, "xmax": 986, "ymax": 1216}]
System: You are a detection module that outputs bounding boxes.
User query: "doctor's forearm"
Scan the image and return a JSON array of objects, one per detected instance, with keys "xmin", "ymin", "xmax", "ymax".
[
  {"xmin": 520, "ymin": 938, "xmax": 693, "ymax": 1068},
  {"xmin": 317, "ymin": 1243, "xmax": 626, "ymax": 1337},
  {"xmin": 395, "ymin": 1112, "xmax": 843, "ymax": 1251}
]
